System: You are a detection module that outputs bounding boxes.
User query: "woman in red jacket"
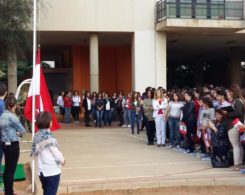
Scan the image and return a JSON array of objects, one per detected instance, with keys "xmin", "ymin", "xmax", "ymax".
[{"xmin": 63, "ymin": 91, "xmax": 72, "ymax": 123}]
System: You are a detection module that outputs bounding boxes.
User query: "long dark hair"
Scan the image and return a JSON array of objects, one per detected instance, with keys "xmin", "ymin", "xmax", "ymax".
[
  {"xmin": 229, "ymin": 83, "xmax": 245, "ymax": 108},
  {"xmin": 5, "ymin": 95, "xmax": 17, "ymax": 111}
]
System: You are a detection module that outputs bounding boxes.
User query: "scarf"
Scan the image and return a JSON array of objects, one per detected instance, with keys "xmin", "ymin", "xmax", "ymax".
[{"xmin": 32, "ymin": 128, "xmax": 59, "ymax": 157}]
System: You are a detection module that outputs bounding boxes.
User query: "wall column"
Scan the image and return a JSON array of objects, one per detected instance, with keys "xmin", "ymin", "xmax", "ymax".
[
  {"xmin": 230, "ymin": 47, "xmax": 241, "ymax": 86},
  {"xmin": 90, "ymin": 34, "xmax": 99, "ymax": 92},
  {"xmin": 132, "ymin": 31, "xmax": 156, "ymax": 92},
  {"xmin": 155, "ymin": 32, "xmax": 167, "ymax": 89}
]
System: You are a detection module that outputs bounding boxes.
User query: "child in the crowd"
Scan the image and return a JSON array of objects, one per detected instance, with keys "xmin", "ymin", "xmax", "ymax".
[
  {"xmin": 200, "ymin": 97, "xmax": 215, "ymax": 160},
  {"xmin": 32, "ymin": 112, "xmax": 65, "ymax": 195},
  {"xmin": 196, "ymin": 96, "xmax": 205, "ymax": 155}
]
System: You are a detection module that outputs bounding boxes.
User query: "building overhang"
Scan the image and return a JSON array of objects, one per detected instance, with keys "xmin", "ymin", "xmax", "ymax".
[{"xmin": 156, "ymin": 19, "xmax": 245, "ymax": 34}]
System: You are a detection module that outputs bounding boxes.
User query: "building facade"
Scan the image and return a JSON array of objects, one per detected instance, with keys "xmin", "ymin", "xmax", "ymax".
[{"xmin": 39, "ymin": 0, "xmax": 245, "ymax": 95}]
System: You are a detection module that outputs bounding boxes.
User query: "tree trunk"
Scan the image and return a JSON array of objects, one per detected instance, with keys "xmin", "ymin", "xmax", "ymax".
[{"xmin": 7, "ymin": 46, "xmax": 17, "ymax": 93}]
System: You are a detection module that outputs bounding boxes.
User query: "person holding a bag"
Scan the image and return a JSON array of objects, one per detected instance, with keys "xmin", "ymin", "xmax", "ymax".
[
  {"xmin": 182, "ymin": 90, "xmax": 196, "ymax": 154},
  {"xmin": 208, "ymin": 109, "xmax": 230, "ymax": 168}
]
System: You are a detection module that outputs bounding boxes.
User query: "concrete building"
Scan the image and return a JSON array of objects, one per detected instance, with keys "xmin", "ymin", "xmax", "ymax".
[{"xmin": 39, "ymin": 0, "xmax": 245, "ymax": 95}]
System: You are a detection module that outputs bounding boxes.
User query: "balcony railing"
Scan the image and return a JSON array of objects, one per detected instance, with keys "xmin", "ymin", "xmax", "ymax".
[{"xmin": 156, "ymin": 0, "xmax": 243, "ymax": 22}]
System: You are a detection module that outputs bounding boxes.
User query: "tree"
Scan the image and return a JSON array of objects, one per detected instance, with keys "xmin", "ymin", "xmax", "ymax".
[{"xmin": 0, "ymin": 0, "xmax": 32, "ymax": 93}]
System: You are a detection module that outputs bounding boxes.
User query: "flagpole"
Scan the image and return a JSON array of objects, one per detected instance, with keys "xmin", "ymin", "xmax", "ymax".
[{"xmin": 32, "ymin": 0, "xmax": 37, "ymax": 193}]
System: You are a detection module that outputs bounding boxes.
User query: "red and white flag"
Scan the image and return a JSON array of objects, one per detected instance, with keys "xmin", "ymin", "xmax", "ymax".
[{"xmin": 24, "ymin": 48, "xmax": 60, "ymax": 131}]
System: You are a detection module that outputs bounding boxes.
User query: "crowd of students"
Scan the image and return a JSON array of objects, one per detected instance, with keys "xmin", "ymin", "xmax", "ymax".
[
  {"xmin": 57, "ymin": 83, "xmax": 245, "ymax": 173},
  {"xmin": 1, "ymin": 81, "xmax": 245, "ymax": 194}
]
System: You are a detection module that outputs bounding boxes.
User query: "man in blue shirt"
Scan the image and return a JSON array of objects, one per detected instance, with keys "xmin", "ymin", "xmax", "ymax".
[{"xmin": 0, "ymin": 83, "xmax": 8, "ymax": 176}]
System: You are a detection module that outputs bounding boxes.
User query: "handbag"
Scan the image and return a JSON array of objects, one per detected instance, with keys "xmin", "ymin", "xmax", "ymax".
[
  {"xmin": 179, "ymin": 122, "xmax": 187, "ymax": 135},
  {"xmin": 211, "ymin": 155, "xmax": 229, "ymax": 168}
]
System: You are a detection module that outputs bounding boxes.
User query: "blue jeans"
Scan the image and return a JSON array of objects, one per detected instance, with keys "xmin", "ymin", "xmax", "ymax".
[
  {"xmin": 64, "ymin": 107, "xmax": 71, "ymax": 123},
  {"xmin": 123, "ymin": 109, "xmax": 131, "ymax": 125},
  {"xmin": 104, "ymin": 110, "xmax": 112, "ymax": 125},
  {"xmin": 96, "ymin": 110, "xmax": 104, "ymax": 127},
  {"xmin": 131, "ymin": 111, "xmax": 141, "ymax": 133},
  {"xmin": 39, "ymin": 173, "xmax": 60, "ymax": 195},
  {"xmin": 168, "ymin": 117, "xmax": 181, "ymax": 146}
]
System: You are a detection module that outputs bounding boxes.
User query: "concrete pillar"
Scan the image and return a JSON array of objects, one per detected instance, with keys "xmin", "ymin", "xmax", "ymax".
[
  {"xmin": 132, "ymin": 31, "xmax": 156, "ymax": 92},
  {"xmin": 90, "ymin": 34, "xmax": 99, "ymax": 92},
  {"xmin": 230, "ymin": 47, "xmax": 241, "ymax": 86},
  {"xmin": 155, "ymin": 32, "xmax": 167, "ymax": 89},
  {"xmin": 132, "ymin": 31, "xmax": 167, "ymax": 92},
  {"xmin": 243, "ymin": 0, "xmax": 245, "ymax": 20}
]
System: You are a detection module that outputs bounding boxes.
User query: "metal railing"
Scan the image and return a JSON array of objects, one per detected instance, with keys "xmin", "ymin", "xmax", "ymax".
[{"xmin": 156, "ymin": 0, "xmax": 243, "ymax": 22}]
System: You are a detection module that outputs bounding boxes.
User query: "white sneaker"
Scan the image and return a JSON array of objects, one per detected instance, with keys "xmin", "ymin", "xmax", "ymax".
[
  {"xmin": 121, "ymin": 125, "xmax": 127, "ymax": 128},
  {"xmin": 184, "ymin": 149, "xmax": 190, "ymax": 154},
  {"xmin": 127, "ymin": 125, "xmax": 131, "ymax": 128},
  {"xmin": 167, "ymin": 145, "xmax": 173, "ymax": 149},
  {"xmin": 201, "ymin": 157, "xmax": 211, "ymax": 161},
  {"xmin": 175, "ymin": 145, "xmax": 180, "ymax": 149}
]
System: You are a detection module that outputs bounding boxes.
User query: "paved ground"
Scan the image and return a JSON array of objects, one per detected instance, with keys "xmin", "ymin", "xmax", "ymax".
[{"xmin": 32, "ymin": 123, "xmax": 245, "ymax": 194}]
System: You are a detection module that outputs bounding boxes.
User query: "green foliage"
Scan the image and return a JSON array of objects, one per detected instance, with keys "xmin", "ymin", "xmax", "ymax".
[
  {"xmin": 0, "ymin": 0, "xmax": 32, "ymax": 57},
  {"xmin": 0, "ymin": 60, "xmax": 31, "ymax": 82}
]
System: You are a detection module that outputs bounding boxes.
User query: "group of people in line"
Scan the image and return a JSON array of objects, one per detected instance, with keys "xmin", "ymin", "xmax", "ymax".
[
  {"xmin": 57, "ymin": 83, "xmax": 245, "ymax": 173},
  {"xmin": 0, "ymin": 83, "xmax": 64, "ymax": 195},
  {"xmin": 1, "ymin": 81, "xmax": 245, "ymax": 194}
]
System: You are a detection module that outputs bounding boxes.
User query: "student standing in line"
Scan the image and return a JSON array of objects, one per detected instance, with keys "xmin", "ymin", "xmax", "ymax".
[
  {"xmin": 122, "ymin": 92, "xmax": 132, "ymax": 128},
  {"xmin": 91, "ymin": 92, "xmax": 98, "ymax": 126},
  {"xmin": 82, "ymin": 91, "xmax": 92, "ymax": 127},
  {"xmin": 32, "ymin": 112, "xmax": 65, "ymax": 195},
  {"xmin": 224, "ymin": 84, "xmax": 245, "ymax": 171},
  {"xmin": 63, "ymin": 91, "xmax": 72, "ymax": 124},
  {"xmin": 200, "ymin": 97, "xmax": 215, "ymax": 160},
  {"xmin": 182, "ymin": 90, "xmax": 196, "ymax": 154},
  {"xmin": 153, "ymin": 89, "xmax": 168, "ymax": 147},
  {"xmin": 96, "ymin": 92, "xmax": 105, "ymax": 127},
  {"xmin": 116, "ymin": 94, "xmax": 124, "ymax": 127},
  {"xmin": 167, "ymin": 91, "xmax": 184, "ymax": 149},
  {"xmin": 131, "ymin": 91, "xmax": 141, "ymax": 134},
  {"xmin": 104, "ymin": 93, "xmax": 114, "ymax": 126},
  {"xmin": 72, "ymin": 90, "xmax": 81, "ymax": 124},
  {"xmin": 56, "ymin": 91, "xmax": 65, "ymax": 122},
  {"xmin": 143, "ymin": 89, "xmax": 155, "ymax": 145},
  {"xmin": 0, "ymin": 95, "xmax": 25, "ymax": 195}
]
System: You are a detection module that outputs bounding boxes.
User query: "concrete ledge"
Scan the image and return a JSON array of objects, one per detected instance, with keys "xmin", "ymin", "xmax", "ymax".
[{"xmin": 58, "ymin": 174, "xmax": 245, "ymax": 194}]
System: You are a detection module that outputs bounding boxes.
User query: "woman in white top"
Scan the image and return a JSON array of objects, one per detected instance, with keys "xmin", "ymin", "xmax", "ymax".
[
  {"xmin": 72, "ymin": 90, "xmax": 81, "ymax": 123},
  {"xmin": 153, "ymin": 89, "xmax": 168, "ymax": 146},
  {"xmin": 56, "ymin": 91, "xmax": 65, "ymax": 120},
  {"xmin": 32, "ymin": 112, "xmax": 65, "ymax": 195},
  {"xmin": 167, "ymin": 92, "xmax": 184, "ymax": 148}
]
